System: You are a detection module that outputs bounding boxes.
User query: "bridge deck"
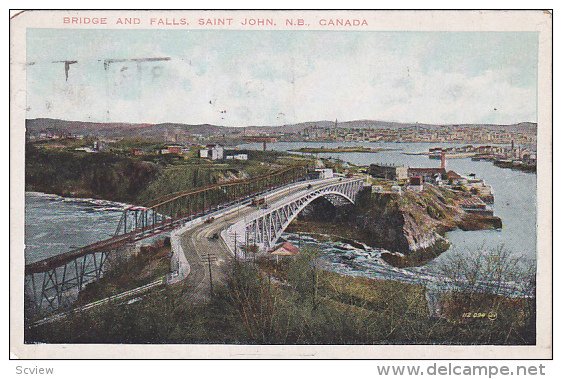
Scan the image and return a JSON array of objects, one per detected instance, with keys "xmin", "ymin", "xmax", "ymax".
[{"xmin": 24, "ymin": 166, "xmax": 310, "ymax": 275}]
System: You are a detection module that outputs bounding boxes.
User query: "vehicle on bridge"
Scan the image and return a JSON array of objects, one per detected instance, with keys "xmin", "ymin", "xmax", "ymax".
[
  {"xmin": 251, "ymin": 196, "xmax": 267, "ymax": 207},
  {"xmin": 226, "ymin": 177, "xmax": 365, "ymax": 254},
  {"xmin": 24, "ymin": 165, "xmax": 310, "ymax": 315}
]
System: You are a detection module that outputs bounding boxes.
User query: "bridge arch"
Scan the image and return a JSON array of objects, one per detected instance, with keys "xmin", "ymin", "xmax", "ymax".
[
  {"xmin": 262, "ymin": 190, "xmax": 354, "ymax": 245},
  {"xmin": 227, "ymin": 179, "xmax": 364, "ymax": 252}
]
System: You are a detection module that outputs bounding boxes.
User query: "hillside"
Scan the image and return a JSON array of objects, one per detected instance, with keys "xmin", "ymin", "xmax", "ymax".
[{"xmin": 25, "ymin": 118, "xmax": 537, "ymax": 139}]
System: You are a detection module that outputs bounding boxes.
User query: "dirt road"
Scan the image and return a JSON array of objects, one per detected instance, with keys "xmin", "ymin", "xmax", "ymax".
[{"xmin": 179, "ymin": 178, "xmax": 340, "ymax": 301}]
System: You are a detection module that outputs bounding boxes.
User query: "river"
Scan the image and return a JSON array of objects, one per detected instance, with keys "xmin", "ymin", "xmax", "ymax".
[
  {"xmin": 237, "ymin": 141, "xmax": 537, "ymax": 276},
  {"xmin": 24, "ymin": 192, "xmax": 127, "ymax": 264},
  {"xmin": 25, "ymin": 141, "xmax": 537, "ymax": 288}
]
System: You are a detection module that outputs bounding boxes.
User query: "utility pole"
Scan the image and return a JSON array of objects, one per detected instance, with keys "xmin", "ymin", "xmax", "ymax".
[
  {"xmin": 200, "ymin": 254, "xmax": 216, "ymax": 298},
  {"xmin": 312, "ymin": 258, "xmax": 318, "ymax": 311},
  {"xmin": 245, "ymin": 228, "xmax": 249, "ymax": 259},
  {"xmin": 234, "ymin": 231, "xmax": 238, "ymax": 262},
  {"xmin": 252, "ymin": 237, "xmax": 257, "ymax": 266},
  {"xmin": 207, "ymin": 255, "xmax": 213, "ymax": 297}
]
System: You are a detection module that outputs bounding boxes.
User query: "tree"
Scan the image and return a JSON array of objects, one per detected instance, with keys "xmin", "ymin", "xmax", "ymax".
[{"xmin": 431, "ymin": 246, "xmax": 536, "ymax": 344}]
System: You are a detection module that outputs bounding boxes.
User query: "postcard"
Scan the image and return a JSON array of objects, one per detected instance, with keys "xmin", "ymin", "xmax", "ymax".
[{"xmin": 9, "ymin": 9, "xmax": 552, "ymax": 359}]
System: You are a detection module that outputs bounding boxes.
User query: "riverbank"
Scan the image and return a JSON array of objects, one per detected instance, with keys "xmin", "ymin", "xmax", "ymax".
[
  {"xmin": 493, "ymin": 159, "xmax": 537, "ymax": 173},
  {"xmin": 403, "ymin": 151, "xmax": 476, "ymax": 159},
  {"xmin": 289, "ymin": 146, "xmax": 397, "ymax": 154},
  {"xmin": 25, "ymin": 142, "xmax": 310, "ymax": 206},
  {"xmin": 289, "ymin": 184, "xmax": 502, "ymax": 268}
]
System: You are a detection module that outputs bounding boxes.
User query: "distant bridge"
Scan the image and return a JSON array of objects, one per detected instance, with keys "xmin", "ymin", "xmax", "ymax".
[
  {"xmin": 24, "ymin": 166, "xmax": 309, "ymax": 314},
  {"xmin": 224, "ymin": 178, "xmax": 364, "ymax": 254},
  {"xmin": 242, "ymin": 136, "xmax": 278, "ymax": 150}
]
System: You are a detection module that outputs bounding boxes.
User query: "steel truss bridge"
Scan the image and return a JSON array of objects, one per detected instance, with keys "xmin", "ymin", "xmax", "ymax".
[
  {"xmin": 24, "ymin": 166, "xmax": 309, "ymax": 315},
  {"xmin": 225, "ymin": 178, "xmax": 364, "ymax": 254}
]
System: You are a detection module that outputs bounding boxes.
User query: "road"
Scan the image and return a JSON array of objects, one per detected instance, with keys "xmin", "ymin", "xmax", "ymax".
[{"xmin": 179, "ymin": 178, "xmax": 340, "ymax": 301}]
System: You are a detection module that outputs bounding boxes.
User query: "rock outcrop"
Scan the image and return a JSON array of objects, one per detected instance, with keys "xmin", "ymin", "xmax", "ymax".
[{"xmin": 297, "ymin": 184, "xmax": 502, "ymax": 267}]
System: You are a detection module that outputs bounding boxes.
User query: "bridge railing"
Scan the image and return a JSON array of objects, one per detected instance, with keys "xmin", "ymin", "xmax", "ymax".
[
  {"xmin": 24, "ymin": 165, "xmax": 311, "ymax": 316},
  {"xmin": 112, "ymin": 165, "xmax": 310, "ymax": 237},
  {"xmin": 223, "ymin": 178, "xmax": 365, "ymax": 258}
]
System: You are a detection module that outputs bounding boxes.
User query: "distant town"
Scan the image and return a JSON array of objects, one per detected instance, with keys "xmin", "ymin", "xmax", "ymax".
[
  {"xmin": 25, "ymin": 118, "xmax": 537, "ymax": 145},
  {"xmin": 25, "ymin": 118, "xmax": 537, "ymax": 174}
]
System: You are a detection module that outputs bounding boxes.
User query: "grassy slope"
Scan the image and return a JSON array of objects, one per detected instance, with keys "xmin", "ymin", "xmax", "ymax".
[
  {"xmin": 25, "ymin": 143, "xmax": 288, "ymax": 205},
  {"xmin": 26, "ymin": 258, "xmax": 534, "ymax": 345}
]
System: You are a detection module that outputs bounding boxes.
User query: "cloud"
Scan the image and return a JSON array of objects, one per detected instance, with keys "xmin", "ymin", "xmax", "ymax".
[{"xmin": 25, "ymin": 30, "xmax": 537, "ymax": 126}]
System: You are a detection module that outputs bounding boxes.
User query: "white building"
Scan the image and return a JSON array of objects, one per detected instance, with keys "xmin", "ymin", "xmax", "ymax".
[
  {"xmin": 226, "ymin": 153, "xmax": 249, "ymax": 161},
  {"xmin": 199, "ymin": 144, "xmax": 224, "ymax": 160},
  {"xmin": 315, "ymin": 168, "xmax": 333, "ymax": 179},
  {"xmin": 208, "ymin": 144, "xmax": 224, "ymax": 160}
]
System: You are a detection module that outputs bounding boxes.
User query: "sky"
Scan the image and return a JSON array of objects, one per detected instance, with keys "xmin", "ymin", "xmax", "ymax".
[{"xmin": 26, "ymin": 29, "xmax": 538, "ymax": 126}]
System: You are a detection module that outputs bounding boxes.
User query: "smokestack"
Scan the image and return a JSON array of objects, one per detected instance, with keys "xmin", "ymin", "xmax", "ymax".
[{"xmin": 440, "ymin": 150, "xmax": 446, "ymax": 170}]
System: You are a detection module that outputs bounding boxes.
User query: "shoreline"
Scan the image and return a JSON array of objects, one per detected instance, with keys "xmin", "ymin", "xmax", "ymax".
[
  {"xmin": 288, "ymin": 146, "xmax": 399, "ymax": 154},
  {"xmin": 286, "ymin": 185, "xmax": 503, "ymax": 268},
  {"xmin": 25, "ymin": 190, "xmax": 133, "ymax": 208},
  {"xmin": 285, "ymin": 220, "xmax": 448, "ymax": 269},
  {"xmin": 402, "ymin": 152, "xmax": 476, "ymax": 159}
]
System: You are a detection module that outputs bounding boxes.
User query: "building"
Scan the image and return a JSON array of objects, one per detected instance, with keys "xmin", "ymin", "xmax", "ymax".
[
  {"xmin": 199, "ymin": 144, "xmax": 224, "ymax": 160},
  {"xmin": 270, "ymin": 241, "xmax": 300, "ymax": 263},
  {"xmin": 407, "ymin": 176, "xmax": 424, "ymax": 192},
  {"xmin": 207, "ymin": 144, "xmax": 224, "ymax": 160},
  {"xmin": 166, "ymin": 145, "xmax": 183, "ymax": 155},
  {"xmin": 75, "ymin": 146, "xmax": 96, "ymax": 153},
  {"xmin": 309, "ymin": 168, "xmax": 334, "ymax": 180},
  {"xmin": 445, "ymin": 170, "xmax": 467, "ymax": 185},
  {"xmin": 428, "ymin": 147, "xmax": 443, "ymax": 159},
  {"xmin": 225, "ymin": 153, "xmax": 248, "ymax": 161},
  {"xmin": 93, "ymin": 140, "xmax": 107, "ymax": 152},
  {"xmin": 270, "ymin": 241, "xmax": 300, "ymax": 256},
  {"xmin": 407, "ymin": 167, "xmax": 446, "ymax": 183},
  {"xmin": 522, "ymin": 152, "xmax": 537, "ymax": 165},
  {"xmin": 369, "ymin": 164, "xmax": 408, "ymax": 180},
  {"xmin": 460, "ymin": 197, "xmax": 494, "ymax": 216}
]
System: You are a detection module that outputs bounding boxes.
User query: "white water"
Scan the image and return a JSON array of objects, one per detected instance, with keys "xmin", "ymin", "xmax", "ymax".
[{"xmin": 24, "ymin": 192, "xmax": 130, "ymax": 264}]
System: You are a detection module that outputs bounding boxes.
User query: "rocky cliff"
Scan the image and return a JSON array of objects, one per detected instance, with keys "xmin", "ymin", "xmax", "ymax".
[{"xmin": 296, "ymin": 184, "xmax": 502, "ymax": 267}]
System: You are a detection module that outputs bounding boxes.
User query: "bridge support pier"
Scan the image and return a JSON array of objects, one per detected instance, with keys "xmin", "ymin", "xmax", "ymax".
[
  {"xmin": 24, "ymin": 166, "xmax": 312, "ymax": 316},
  {"xmin": 25, "ymin": 250, "xmax": 110, "ymax": 316}
]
